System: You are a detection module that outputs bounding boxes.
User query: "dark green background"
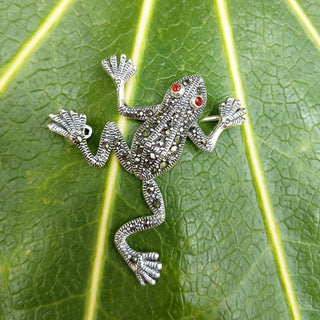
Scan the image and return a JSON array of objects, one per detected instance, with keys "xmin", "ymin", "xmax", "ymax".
[{"xmin": 0, "ymin": 0, "xmax": 319, "ymax": 319}]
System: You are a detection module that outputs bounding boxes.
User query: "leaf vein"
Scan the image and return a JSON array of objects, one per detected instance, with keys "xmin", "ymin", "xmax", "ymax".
[
  {"xmin": 285, "ymin": 0, "xmax": 320, "ymax": 49},
  {"xmin": 0, "ymin": 0, "xmax": 74, "ymax": 95},
  {"xmin": 215, "ymin": 0, "xmax": 301, "ymax": 319},
  {"xmin": 215, "ymin": 247, "xmax": 270, "ymax": 310},
  {"xmin": 83, "ymin": 1, "xmax": 156, "ymax": 319}
]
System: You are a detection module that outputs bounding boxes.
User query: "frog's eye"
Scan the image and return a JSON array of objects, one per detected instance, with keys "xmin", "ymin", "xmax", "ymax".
[
  {"xmin": 171, "ymin": 83, "xmax": 185, "ymax": 98},
  {"xmin": 190, "ymin": 96, "xmax": 203, "ymax": 109}
]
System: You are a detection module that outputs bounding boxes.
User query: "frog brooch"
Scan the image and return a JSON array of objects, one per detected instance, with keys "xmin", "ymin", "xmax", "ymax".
[{"xmin": 48, "ymin": 54, "xmax": 246, "ymax": 285}]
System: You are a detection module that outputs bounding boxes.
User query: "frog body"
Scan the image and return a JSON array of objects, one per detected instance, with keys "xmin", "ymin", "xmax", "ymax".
[
  {"xmin": 131, "ymin": 74, "xmax": 206, "ymax": 180},
  {"xmin": 48, "ymin": 54, "xmax": 246, "ymax": 285}
]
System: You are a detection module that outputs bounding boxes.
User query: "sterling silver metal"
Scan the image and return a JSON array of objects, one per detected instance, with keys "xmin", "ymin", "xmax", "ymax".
[{"xmin": 48, "ymin": 54, "xmax": 246, "ymax": 285}]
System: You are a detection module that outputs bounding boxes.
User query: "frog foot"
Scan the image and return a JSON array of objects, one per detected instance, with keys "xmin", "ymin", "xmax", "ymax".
[
  {"xmin": 48, "ymin": 109, "xmax": 92, "ymax": 145},
  {"xmin": 129, "ymin": 252, "xmax": 162, "ymax": 286},
  {"xmin": 219, "ymin": 98, "xmax": 246, "ymax": 129},
  {"xmin": 102, "ymin": 54, "xmax": 137, "ymax": 86}
]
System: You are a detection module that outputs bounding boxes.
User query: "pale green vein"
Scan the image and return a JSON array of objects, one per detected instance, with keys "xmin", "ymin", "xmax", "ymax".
[
  {"xmin": 286, "ymin": 0, "xmax": 320, "ymax": 49},
  {"xmin": 0, "ymin": 0, "xmax": 74, "ymax": 95},
  {"xmin": 216, "ymin": 247, "xmax": 269, "ymax": 310},
  {"xmin": 284, "ymin": 238, "xmax": 320, "ymax": 249},
  {"xmin": 84, "ymin": 1, "xmax": 156, "ymax": 319},
  {"xmin": 215, "ymin": 0, "xmax": 301, "ymax": 319}
]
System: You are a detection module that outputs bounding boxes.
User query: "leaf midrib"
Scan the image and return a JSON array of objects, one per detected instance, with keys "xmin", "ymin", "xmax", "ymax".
[
  {"xmin": 83, "ymin": 1, "xmax": 156, "ymax": 319},
  {"xmin": 0, "ymin": 0, "xmax": 74, "ymax": 95},
  {"xmin": 215, "ymin": 0, "xmax": 304, "ymax": 319},
  {"xmin": 286, "ymin": 0, "xmax": 320, "ymax": 48}
]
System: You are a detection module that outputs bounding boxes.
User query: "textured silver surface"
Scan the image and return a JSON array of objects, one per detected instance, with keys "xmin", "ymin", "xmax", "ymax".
[{"xmin": 48, "ymin": 54, "xmax": 246, "ymax": 285}]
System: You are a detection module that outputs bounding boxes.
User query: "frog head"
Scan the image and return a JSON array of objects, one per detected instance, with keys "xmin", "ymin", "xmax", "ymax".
[{"xmin": 167, "ymin": 74, "xmax": 207, "ymax": 121}]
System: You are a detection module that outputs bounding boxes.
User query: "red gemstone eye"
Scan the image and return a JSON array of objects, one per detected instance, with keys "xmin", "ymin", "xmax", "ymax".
[
  {"xmin": 194, "ymin": 96, "xmax": 203, "ymax": 106},
  {"xmin": 172, "ymin": 84, "xmax": 181, "ymax": 92},
  {"xmin": 171, "ymin": 83, "xmax": 185, "ymax": 98}
]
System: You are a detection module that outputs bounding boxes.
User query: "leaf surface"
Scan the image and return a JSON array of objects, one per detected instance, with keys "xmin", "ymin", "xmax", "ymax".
[{"xmin": 0, "ymin": 0, "xmax": 319, "ymax": 319}]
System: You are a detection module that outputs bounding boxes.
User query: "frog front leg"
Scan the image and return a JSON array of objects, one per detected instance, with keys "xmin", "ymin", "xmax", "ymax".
[
  {"xmin": 114, "ymin": 179, "xmax": 164, "ymax": 285},
  {"xmin": 188, "ymin": 98, "xmax": 246, "ymax": 152},
  {"xmin": 102, "ymin": 54, "xmax": 161, "ymax": 120},
  {"xmin": 48, "ymin": 110, "xmax": 133, "ymax": 171}
]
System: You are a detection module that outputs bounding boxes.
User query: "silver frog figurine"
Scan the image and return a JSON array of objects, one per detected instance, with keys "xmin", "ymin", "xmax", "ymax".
[{"xmin": 48, "ymin": 54, "xmax": 246, "ymax": 285}]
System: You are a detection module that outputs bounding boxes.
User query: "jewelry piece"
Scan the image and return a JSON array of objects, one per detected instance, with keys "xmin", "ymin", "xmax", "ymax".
[{"xmin": 48, "ymin": 54, "xmax": 246, "ymax": 285}]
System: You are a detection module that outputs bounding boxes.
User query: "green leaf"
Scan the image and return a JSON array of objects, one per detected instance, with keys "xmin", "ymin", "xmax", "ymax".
[{"xmin": 0, "ymin": 0, "xmax": 319, "ymax": 319}]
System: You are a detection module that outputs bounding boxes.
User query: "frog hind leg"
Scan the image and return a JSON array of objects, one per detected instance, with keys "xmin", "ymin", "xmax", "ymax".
[{"xmin": 114, "ymin": 179, "xmax": 165, "ymax": 285}]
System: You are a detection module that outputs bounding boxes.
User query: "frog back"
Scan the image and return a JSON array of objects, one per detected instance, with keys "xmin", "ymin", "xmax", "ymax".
[{"xmin": 131, "ymin": 105, "xmax": 190, "ymax": 181}]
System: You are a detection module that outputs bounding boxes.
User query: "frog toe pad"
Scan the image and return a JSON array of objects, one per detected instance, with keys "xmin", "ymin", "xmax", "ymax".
[
  {"xmin": 48, "ymin": 109, "xmax": 91, "ymax": 144},
  {"xmin": 102, "ymin": 54, "xmax": 137, "ymax": 84},
  {"xmin": 133, "ymin": 252, "xmax": 162, "ymax": 286},
  {"xmin": 220, "ymin": 98, "xmax": 246, "ymax": 128}
]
